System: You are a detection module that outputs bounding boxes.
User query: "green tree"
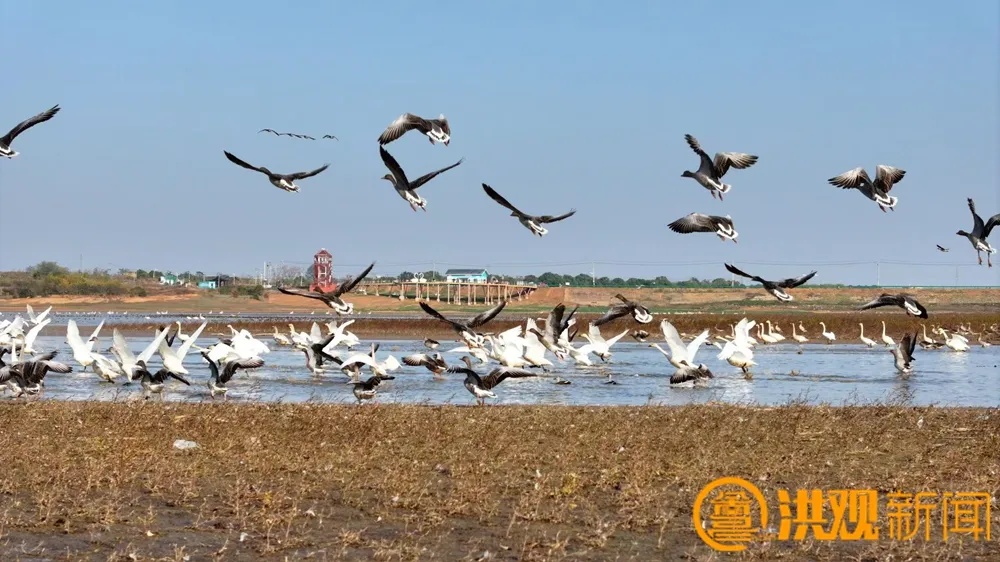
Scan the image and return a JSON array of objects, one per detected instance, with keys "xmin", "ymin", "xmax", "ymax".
[{"xmin": 28, "ymin": 261, "xmax": 69, "ymax": 278}]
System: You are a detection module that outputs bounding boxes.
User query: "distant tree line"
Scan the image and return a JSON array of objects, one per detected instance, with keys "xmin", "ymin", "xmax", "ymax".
[{"xmin": 0, "ymin": 261, "xmax": 144, "ymax": 298}]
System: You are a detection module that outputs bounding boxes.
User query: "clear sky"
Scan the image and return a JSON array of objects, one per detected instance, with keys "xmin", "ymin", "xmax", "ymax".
[{"xmin": 1, "ymin": 1, "xmax": 998, "ymax": 287}]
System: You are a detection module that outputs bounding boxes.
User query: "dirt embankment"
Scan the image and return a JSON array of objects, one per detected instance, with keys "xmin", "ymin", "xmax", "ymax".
[
  {"xmin": 1, "ymin": 287, "xmax": 997, "ymax": 315},
  {"xmin": 0, "ymin": 403, "xmax": 995, "ymax": 560}
]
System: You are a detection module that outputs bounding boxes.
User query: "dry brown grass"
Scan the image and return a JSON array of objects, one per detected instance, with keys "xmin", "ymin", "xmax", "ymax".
[
  {"xmin": 96, "ymin": 311, "xmax": 1000, "ymax": 344},
  {"xmin": 0, "ymin": 402, "xmax": 996, "ymax": 560}
]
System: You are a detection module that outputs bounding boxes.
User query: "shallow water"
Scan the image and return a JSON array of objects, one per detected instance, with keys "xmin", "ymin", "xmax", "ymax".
[{"xmin": 13, "ymin": 335, "xmax": 1000, "ymax": 407}]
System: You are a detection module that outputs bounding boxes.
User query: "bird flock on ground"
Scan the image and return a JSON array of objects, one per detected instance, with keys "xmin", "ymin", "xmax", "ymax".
[
  {"xmin": 0, "ymin": 299, "xmax": 995, "ymax": 404},
  {"xmin": 2, "ymin": 105, "xmax": 997, "ymax": 401}
]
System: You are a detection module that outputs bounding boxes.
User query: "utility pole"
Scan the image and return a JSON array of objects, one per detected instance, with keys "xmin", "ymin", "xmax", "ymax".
[
  {"xmin": 876, "ymin": 262, "xmax": 880, "ymax": 287},
  {"xmin": 79, "ymin": 253, "xmax": 83, "ymax": 272},
  {"xmin": 591, "ymin": 262, "xmax": 596, "ymax": 286}
]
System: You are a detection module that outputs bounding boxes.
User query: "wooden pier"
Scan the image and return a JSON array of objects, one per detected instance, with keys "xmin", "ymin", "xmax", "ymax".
[{"xmin": 357, "ymin": 281, "xmax": 536, "ymax": 305}]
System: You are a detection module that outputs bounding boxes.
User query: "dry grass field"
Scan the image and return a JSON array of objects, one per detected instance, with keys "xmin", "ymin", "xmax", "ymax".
[{"xmin": 0, "ymin": 402, "xmax": 996, "ymax": 560}]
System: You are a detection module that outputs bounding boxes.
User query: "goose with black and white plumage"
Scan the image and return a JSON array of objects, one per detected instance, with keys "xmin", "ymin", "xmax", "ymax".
[
  {"xmin": 630, "ymin": 330, "xmax": 650, "ymax": 343},
  {"xmin": 1, "ymin": 105, "xmax": 61, "ymax": 159},
  {"xmin": 134, "ymin": 361, "xmax": 191, "ymax": 400},
  {"xmin": 379, "ymin": 147, "xmax": 464, "ymax": 212},
  {"xmin": 223, "ymin": 150, "xmax": 329, "ymax": 193},
  {"xmin": 681, "ymin": 134, "xmax": 759, "ymax": 201},
  {"xmin": 667, "ymin": 213, "xmax": 738, "ymax": 243},
  {"xmin": 423, "ymin": 338, "xmax": 440, "ymax": 350},
  {"xmin": 481, "ymin": 184, "xmax": 576, "ymax": 237},
  {"xmin": 0, "ymin": 348, "xmax": 72, "ymax": 397},
  {"xmin": 277, "ymin": 262, "xmax": 375, "ymax": 315},
  {"xmin": 957, "ymin": 198, "xmax": 1000, "ymax": 267},
  {"xmin": 402, "ymin": 352, "xmax": 448, "ymax": 376},
  {"xmin": 858, "ymin": 293, "xmax": 929, "ymax": 319},
  {"xmin": 418, "ymin": 300, "xmax": 507, "ymax": 348},
  {"xmin": 378, "ymin": 113, "xmax": 451, "ymax": 146},
  {"xmin": 593, "ymin": 294, "xmax": 653, "ymax": 326},
  {"xmin": 447, "ymin": 356, "xmax": 537, "ymax": 405},
  {"xmin": 890, "ymin": 332, "xmax": 917, "ymax": 375},
  {"xmin": 348, "ymin": 375, "xmax": 395, "ymax": 404},
  {"xmin": 203, "ymin": 354, "xmax": 265, "ymax": 399},
  {"xmin": 936, "ymin": 245, "xmax": 949, "ymax": 253},
  {"xmin": 724, "ymin": 263, "xmax": 817, "ymax": 302},
  {"xmin": 827, "ymin": 165, "xmax": 905, "ymax": 212}
]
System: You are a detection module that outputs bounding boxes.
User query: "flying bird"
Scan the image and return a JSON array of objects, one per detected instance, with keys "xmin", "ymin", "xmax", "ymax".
[
  {"xmin": 379, "ymin": 146, "xmax": 464, "ymax": 211},
  {"xmin": 418, "ymin": 301, "xmax": 507, "ymax": 348},
  {"xmin": 858, "ymin": 293, "xmax": 929, "ymax": 319},
  {"xmin": 204, "ymin": 355, "xmax": 265, "ymax": 399},
  {"xmin": 827, "ymin": 165, "xmax": 906, "ymax": 212},
  {"xmin": 631, "ymin": 330, "xmax": 650, "ymax": 342},
  {"xmin": 277, "ymin": 262, "xmax": 375, "ymax": 315},
  {"xmin": 681, "ymin": 134, "xmax": 758, "ymax": 200},
  {"xmin": 378, "ymin": 113, "xmax": 450, "ymax": 146},
  {"xmin": 957, "ymin": 198, "xmax": 999, "ymax": 267},
  {"xmin": 724, "ymin": 263, "xmax": 817, "ymax": 302},
  {"xmin": 667, "ymin": 213, "xmax": 738, "ymax": 243},
  {"xmin": 258, "ymin": 129, "xmax": 316, "ymax": 140},
  {"xmin": 1, "ymin": 104, "xmax": 61, "ymax": 159},
  {"xmin": 321, "ymin": 134, "xmax": 338, "ymax": 140},
  {"xmin": 936, "ymin": 245, "xmax": 949, "ymax": 252},
  {"xmin": 349, "ymin": 375, "xmax": 395, "ymax": 403},
  {"xmin": 481, "ymin": 184, "xmax": 576, "ymax": 237},
  {"xmin": 223, "ymin": 151, "xmax": 329, "ymax": 193},
  {"xmin": 447, "ymin": 357, "xmax": 537, "ymax": 405},
  {"xmin": 593, "ymin": 294, "xmax": 653, "ymax": 326},
  {"xmin": 890, "ymin": 332, "xmax": 917, "ymax": 375},
  {"xmin": 402, "ymin": 353, "xmax": 448, "ymax": 376}
]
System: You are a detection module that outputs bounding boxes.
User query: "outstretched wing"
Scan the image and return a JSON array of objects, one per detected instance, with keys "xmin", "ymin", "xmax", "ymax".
[
  {"xmin": 287, "ymin": 164, "xmax": 330, "ymax": 180},
  {"xmin": 538, "ymin": 209, "xmax": 577, "ymax": 224},
  {"xmin": 224, "ymin": 151, "xmax": 268, "ymax": 174},
  {"xmin": 482, "ymin": 184, "xmax": 526, "ymax": 217},
  {"xmin": 379, "ymin": 146, "xmax": 410, "ymax": 187},
  {"xmin": 593, "ymin": 305, "xmax": 630, "ymax": 327},
  {"xmin": 333, "ymin": 262, "xmax": 375, "ymax": 297},
  {"xmin": 873, "ymin": 165, "xmax": 905, "ymax": 193},
  {"xmin": 467, "ymin": 300, "xmax": 507, "ymax": 328},
  {"xmin": 713, "ymin": 152, "xmax": 758, "ymax": 178},
  {"xmin": 724, "ymin": 263, "xmax": 765, "ymax": 284},
  {"xmin": 828, "ymin": 168, "xmax": 871, "ymax": 189},
  {"xmin": 378, "ymin": 113, "xmax": 425, "ymax": 145},
  {"xmin": 857, "ymin": 294, "xmax": 897, "ymax": 312},
  {"xmin": 277, "ymin": 287, "xmax": 330, "ymax": 303},
  {"xmin": 777, "ymin": 270, "xmax": 817, "ymax": 289},
  {"xmin": 982, "ymin": 213, "xmax": 1000, "ymax": 240},
  {"xmin": 668, "ymin": 213, "xmax": 713, "ymax": 234},
  {"xmin": 480, "ymin": 367, "xmax": 536, "ymax": 390},
  {"xmin": 410, "ymin": 158, "xmax": 464, "ymax": 190},
  {"xmin": 1, "ymin": 105, "xmax": 61, "ymax": 145},
  {"xmin": 419, "ymin": 301, "xmax": 465, "ymax": 331}
]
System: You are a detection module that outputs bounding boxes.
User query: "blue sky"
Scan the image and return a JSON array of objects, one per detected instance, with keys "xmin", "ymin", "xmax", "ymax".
[{"xmin": 1, "ymin": 0, "xmax": 998, "ymax": 287}]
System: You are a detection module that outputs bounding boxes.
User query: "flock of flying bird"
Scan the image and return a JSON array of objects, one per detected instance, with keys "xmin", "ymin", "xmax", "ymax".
[
  {"xmin": 1, "ymin": 104, "xmax": 997, "ymax": 400},
  {"xmin": 3, "ymin": 104, "xmax": 998, "ymax": 258}
]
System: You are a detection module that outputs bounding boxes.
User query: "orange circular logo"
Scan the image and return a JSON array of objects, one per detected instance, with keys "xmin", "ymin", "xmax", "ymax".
[{"xmin": 693, "ymin": 477, "xmax": 769, "ymax": 552}]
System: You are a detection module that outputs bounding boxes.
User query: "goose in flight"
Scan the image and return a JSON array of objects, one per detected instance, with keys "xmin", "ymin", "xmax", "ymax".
[
  {"xmin": 667, "ymin": 213, "xmax": 738, "ymax": 243},
  {"xmin": 593, "ymin": 294, "xmax": 653, "ymax": 326},
  {"xmin": 26, "ymin": 305, "xmax": 52, "ymax": 326},
  {"xmin": 134, "ymin": 363, "xmax": 191, "ymax": 400},
  {"xmin": 581, "ymin": 323, "xmax": 629, "ymax": 362},
  {"xmin": 681, "ymin": 134, "xmax": 759, "ymax": 200},
  {"xmin": 936, "ymin": 245, "xmax": 949, "ymax": 252},
  {"xmin": 204, "ymin": 355, "xmax": 265, "ymax": 399},
  {"xmin": 258, "ymin": 129, "xmax": 315, "ymax": 140},
  {"xmin": 378, "ymin": 113, "xmax": 451, "ymax": 146},
  {"xmin": 957, "ymin": 198, "xmax": 999, "ymax": 267},
  {"xmin": 423, "ymin": 338, "xmax": 440, "ymax": 350},
  {"xmin": 724, "ymin": 263, "xmax": 817, "ymax": 302},
  {"xmin": 418, "ymin": 300, "xmax": 507, "ymax": 348},
  {"xmin": 65, "ymin": 319, "xmax": 106, "ymax": 371},
  {"xmin": 402, "ymin": 352, "xmax": 448, "ymax": 376},
  {"xmin": 379, "ymin": 146, "xmax": 464, "ymax": 212},
  {"xmin": 158, "ymin": 321, "xmax": 208, "ymax": 376},
  {"xmin": 340, "ymin": 344, "xmax": 402, "ymax": 379},
  {"xmin": 481, "ymin": 184, "xmax": 576, "ymax": 237},
  {"xmin": 448, "ymin": 357, "xmax": 537, "ymax": 405},
  {"xmin": 1, "ymin": 350, "xmax": 72, "ymax": 397},
  {"xmin": 223, "ymin": 150, "xmax": 329, "ymax": 193},
  {"xmin": 890, "ymin": 332, "xmax": 917, "ymax": 375},
  {"xmin": 528, "ymin": 303, "xmax": 578, "ymax": 361},
  {"xmin": 111, "ymin": 327, "xmax": 171, "ymax": 383},
  {"xmin": 277, "ymin": 262, "xmax": 375, "ymax": 315},
  {"xmin": 827, "ymin": 165, "xmax": 905, "ymax": 212},
  {"xmin": 631, "ymin": 330, "xmax": 650, "ymax": 342},
  {"xmin": 294, "ymin": 333, "xmax": 343, "ymax": 376},
  {"xmin": 348, "ymin": 374, "xmax": 395, "ymax": 404},
  {"xmin": 858, "ymin": 293, "xmax": 929, "ymax": 319},
  {"xmin": 1, "ymin": 104, "xmax": 61, "ymax": 159},
  {"xmin": 650, "ymin": 321, "xmax": 713, "ymax": 384}
]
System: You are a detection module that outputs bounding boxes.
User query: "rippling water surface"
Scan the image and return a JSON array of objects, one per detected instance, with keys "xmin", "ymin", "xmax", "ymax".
[{"xmin": 16, "ymin": 333, "xmax": 1000, "ymax": 407}]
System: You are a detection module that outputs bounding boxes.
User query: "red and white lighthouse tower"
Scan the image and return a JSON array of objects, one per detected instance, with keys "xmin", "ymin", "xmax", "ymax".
[{"xmin": 310, "ymin": 248, "xmax": 337, "ymax": 292}]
